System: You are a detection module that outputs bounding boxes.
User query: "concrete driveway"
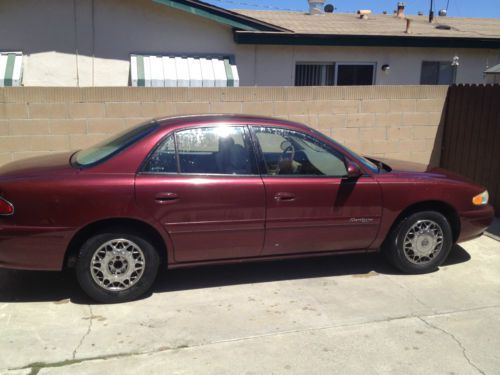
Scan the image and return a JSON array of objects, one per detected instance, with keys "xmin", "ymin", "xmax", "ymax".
[{"xmin": 1, "ymin": 235, "xmax": 499, "ymax": 375}]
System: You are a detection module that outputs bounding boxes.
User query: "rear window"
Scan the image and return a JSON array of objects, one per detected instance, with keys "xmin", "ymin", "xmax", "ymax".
[{"xmin": 72, "ymin": 121, "xmax": 158, "ymax": 167}]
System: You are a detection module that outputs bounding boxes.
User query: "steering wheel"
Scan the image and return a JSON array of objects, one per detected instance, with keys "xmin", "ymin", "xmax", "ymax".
[
  {"xmin": 281, "ymin": 143, "xmax": 295, "ymax": 162},
  {"xmin": 275, "ymin": 141, "xmax": 295, "ymax": 175}
]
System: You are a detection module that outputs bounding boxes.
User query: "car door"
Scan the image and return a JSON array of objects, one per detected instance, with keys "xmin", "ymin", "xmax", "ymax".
[
  {"xmin": 251, "ymin": 126, "xmax": 382, "ymax": 256},
  {"xmin": 135, "ymin": 125, "xmax": 265, "ymax": 263}
]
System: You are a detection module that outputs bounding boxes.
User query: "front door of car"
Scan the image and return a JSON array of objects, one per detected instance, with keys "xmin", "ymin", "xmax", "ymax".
[
  {"xmin": 135, "ymin": 125, "xmax": 265, "ymax": 263},
  {"xmin": 251, "ymin": 126, "xmax": 382, "ymax": 256}
]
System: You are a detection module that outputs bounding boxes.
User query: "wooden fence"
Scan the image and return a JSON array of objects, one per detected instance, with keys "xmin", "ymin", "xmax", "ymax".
[{"xmin": 440, "ymin": 85, "xmax": 500, "ymax": 215}]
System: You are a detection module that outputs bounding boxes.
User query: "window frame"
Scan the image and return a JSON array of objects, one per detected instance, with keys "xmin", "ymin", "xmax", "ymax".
[
  {"xmin": 420, "ymin": 61, "xmax": 454, "ymax": 85},
  {"xmin": 249, "ymin": 125, "xmax": 349, "ymax": 179},
  {"xmin": 335, "ymin": 62, "xmax": 377, "ymax": 86},
  {"xmin": 294, "ymin": 62, "xmax": 377, "ymax": 86},
  {"xmin": 139, "ymin": 124, "xmax": 260, "ymax": 177}
]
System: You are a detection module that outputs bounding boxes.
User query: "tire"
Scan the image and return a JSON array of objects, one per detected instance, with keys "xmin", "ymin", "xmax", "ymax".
[
  {"xmin": 76, "ymin": 232, "xmax": 160, "ymax": 303},
  {"xmin": 384, "ymin": 211, "xmax": 453, "ymax": 274}
]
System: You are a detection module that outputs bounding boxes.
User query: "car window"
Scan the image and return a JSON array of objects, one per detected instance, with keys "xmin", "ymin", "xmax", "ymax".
[
  {"xmin": 144, "ymin": 126, "xmax": 256, "ymax": 175},
  {"xmin": 253, "ymin": 127, "xmax": 347, "ymax": 177},
  {"xmin": 310, "ymin": 128, "xmax": 379, "ymax": 173},
  {"xmin": 73, "ymin": 121, "xmax": 158, "ymax": 167},
  {"xmin": 143, "ymin": 135, "xmax": 177, "ymax": 173}
]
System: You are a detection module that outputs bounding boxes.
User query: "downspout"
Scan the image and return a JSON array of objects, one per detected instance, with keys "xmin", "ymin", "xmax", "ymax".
[
  {"xmin": 73, "ymin": 0, "xmax": 80, "ymax": 87},
  {"xmin": 254, "ymin": 44, "xmax": 258, "ymax": 86},
  {"xmin": 91, "ymin": 0, "xmax": 95, "ymax": 86}
]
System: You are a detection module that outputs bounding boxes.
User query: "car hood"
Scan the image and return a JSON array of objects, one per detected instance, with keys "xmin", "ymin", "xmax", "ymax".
[
  {"xmin": 0, "ymin": 152, "xmax": 76, "ymax": 179},
  {"xmin": 375, "ymin": 157, "xmax": 478, "ymax": 184}
]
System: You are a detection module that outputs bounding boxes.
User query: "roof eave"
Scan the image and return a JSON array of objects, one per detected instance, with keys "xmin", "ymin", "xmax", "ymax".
[
  {"xmin": 234, "ymin": 31, "xmax": 500, "ymax": 49},
  {"xmin": 153, "ymin": 0, "xmax": 289, "ymax": 32}
]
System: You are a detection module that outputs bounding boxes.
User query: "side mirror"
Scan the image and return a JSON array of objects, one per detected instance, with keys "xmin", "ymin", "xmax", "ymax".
[{"xmin": 346, "ymin": 162, "xmax": 362, "ymax": 179}]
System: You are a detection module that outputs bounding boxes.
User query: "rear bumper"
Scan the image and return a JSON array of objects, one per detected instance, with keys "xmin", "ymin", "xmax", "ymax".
[
  {"xmin": 457, "ymin": 205, "xmax": 495, "ymax": 243},
  {"xmin": 0, "ymin": 225, "xmax": 72, "ymax": 271}
]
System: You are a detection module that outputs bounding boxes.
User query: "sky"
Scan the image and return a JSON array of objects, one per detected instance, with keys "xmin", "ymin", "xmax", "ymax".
[{"xmin": 204, "ymin": 0, "xmax": 500, "ymax": 18}]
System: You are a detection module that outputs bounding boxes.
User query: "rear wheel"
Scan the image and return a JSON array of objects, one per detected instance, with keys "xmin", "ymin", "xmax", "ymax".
[
  {"xmin": 76, "ymin": 232, "xmax": 159, "ymax": 303},
  {"xmin": 384, "ymin": 211, "xmax": 453, "ymax": 274}
]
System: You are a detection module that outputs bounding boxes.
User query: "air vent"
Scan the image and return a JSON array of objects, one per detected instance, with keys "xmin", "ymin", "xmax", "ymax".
[
  {"xmin": 324, "ymin": 4, "xmax": 335, "ymax": 13},
  {"xmin": 435, "ymin": 24, "xmax": 452, "ymax": 30}
]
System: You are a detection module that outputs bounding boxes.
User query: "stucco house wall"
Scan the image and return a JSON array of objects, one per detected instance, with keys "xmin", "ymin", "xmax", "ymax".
[
  {"xmin": 0, "ymin": 0, "xmax": 498, "ymax": 87},
  {"xmin": 254, "ymin": 45, "xmax": 500, "ymax": 86}
]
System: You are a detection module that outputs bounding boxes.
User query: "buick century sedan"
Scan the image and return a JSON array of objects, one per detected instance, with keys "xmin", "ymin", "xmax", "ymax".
[{"xmin": 0, "ymin": 115, "xmax": 493, "ymax": 302}]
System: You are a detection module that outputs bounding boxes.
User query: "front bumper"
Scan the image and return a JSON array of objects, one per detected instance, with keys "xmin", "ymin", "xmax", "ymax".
[
  {"xmin": 0, "ymin": 225, "xmax": 72, "ymax": 270},
  {"xmin": 458, "ymin": 205, "xmax": 495, "ymax": 243}
]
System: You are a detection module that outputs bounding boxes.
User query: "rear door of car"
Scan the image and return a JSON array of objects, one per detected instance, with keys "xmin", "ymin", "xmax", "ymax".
[
  {"xmin": 135, "ymin": 124, "xmax": 266, "ymax": 263},
  {"xmin": 250, "ymin": 125, "xmax": 382, "ymax": 256}
]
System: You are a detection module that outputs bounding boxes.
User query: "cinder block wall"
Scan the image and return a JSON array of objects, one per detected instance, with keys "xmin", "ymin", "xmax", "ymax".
[{"xmin": 0, "ymin": 86, "xmax": 448, "ymax": 167}]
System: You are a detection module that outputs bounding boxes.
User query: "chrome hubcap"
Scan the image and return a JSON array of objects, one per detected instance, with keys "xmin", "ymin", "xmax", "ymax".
[
  {"xmin": 403, "ymin": 220, "xmax": 444, "ymax": 264},
  {"xmin": 90, "ymin": 239, "xmax": 146, "ymax": 291}
]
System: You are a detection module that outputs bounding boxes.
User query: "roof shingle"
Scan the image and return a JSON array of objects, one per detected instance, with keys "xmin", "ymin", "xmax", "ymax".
[{"xmin": 235, "ymin": 10, "xmax": 500, "ymax": 39}]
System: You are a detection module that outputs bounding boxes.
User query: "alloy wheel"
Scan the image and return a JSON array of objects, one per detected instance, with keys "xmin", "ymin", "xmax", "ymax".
[{"xmin": 90, "ymin": 239, "xmax": 146, "ymax": 291}]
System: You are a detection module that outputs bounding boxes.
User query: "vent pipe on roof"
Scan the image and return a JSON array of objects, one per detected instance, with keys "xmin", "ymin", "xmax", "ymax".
[
  {"xmin": 357, "ymin": 10, "xmax": 372, "ymax": 19},
  {"xmin": 405, "ymin": 18, "xmax": 412, "ymax": 33},
  {"xmin": 308, "ymin": 0, "xmax": 325, "ymax": 15},
  {"xmin": 396, "ymin": 2, "xmax": 405, "ymax": 18}
]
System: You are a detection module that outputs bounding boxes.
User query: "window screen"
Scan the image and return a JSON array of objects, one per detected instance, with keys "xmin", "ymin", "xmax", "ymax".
[
  {"xmin": 421, "ymin": 61, "xmax": 454, "ymax": 85},
  {"xmin": 295, "ymin": 63, "xmax": 335, "ymax": 86},
  {"xmin": 336, "ymin": 64, "xmax": 375, "ymax": 86}
]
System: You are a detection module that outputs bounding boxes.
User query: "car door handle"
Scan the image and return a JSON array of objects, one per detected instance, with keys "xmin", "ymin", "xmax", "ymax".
[
  {"xmin": 274, "ymin": 192, "xmax": 296, "ymax": 202},
  {"xmin": 155, "ymin": 192, "xmax": 179, "ymax": 204}
]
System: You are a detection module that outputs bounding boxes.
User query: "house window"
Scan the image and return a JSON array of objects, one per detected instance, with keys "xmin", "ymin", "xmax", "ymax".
[
  {"xmin": 420, "ymin": 61, "xmax": 454, "ymax": 85},
  {"xmin": 336, "ymin": 63, "xmax": 375, "ymax": 86},
  {"xmin": 295, "ymin": 63, "xmax": 375, "ymax": 86},
  {"xmin": 130, "ymin": 55, "xmax": 239, "ymax": 87},
  {"xmin": 295, "ymin": 63, "xmax": 335, "ymax": 86},
  {"xmin": 0, "ymin": 52, "xmax": 23, "ymax": 87}
]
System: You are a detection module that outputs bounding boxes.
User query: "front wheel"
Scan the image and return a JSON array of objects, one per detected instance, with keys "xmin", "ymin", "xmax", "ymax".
[
  {"xmin": 384, "ymin": 211, "xmax": 453, "ymax": 274},
  {"xmin": 76, "ymin": 232, "xmax": 160, "ymax": 303}
]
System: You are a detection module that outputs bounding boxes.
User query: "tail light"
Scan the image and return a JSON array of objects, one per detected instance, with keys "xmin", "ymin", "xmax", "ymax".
[{"xmin": 0, "ymin": 197, "xmax": 14, "ymax": 216}]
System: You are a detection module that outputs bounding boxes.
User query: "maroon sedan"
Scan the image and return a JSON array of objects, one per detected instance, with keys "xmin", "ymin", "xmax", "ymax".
[{"xmin": 0, "ymin": 115, "xmax": 493, "ymax": 302}]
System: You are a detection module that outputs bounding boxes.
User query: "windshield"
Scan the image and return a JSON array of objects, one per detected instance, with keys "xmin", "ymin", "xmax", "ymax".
[
  {"xmin": 73, "ymin": 121, "xmax": 158, "ymax": 167},
  {"xmin": 310, "ymin": 129, "xmax": 380, "ymax": 173}
]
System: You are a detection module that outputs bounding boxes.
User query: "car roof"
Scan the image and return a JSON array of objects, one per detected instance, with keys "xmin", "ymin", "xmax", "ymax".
[{"xmin": 154, "ymin": 114, "xmax": 312, "ymax": 132}]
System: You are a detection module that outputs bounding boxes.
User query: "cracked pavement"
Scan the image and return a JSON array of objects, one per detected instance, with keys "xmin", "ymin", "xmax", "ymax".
[{"xmin": 1, "ymin": 235, "xmax": 499, "ymax": 375}]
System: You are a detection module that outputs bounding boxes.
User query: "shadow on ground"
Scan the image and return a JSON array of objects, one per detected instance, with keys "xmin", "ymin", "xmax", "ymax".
[{"xmin": 0, "ymin": 245, "xmax": 471, "ymax": 304}]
